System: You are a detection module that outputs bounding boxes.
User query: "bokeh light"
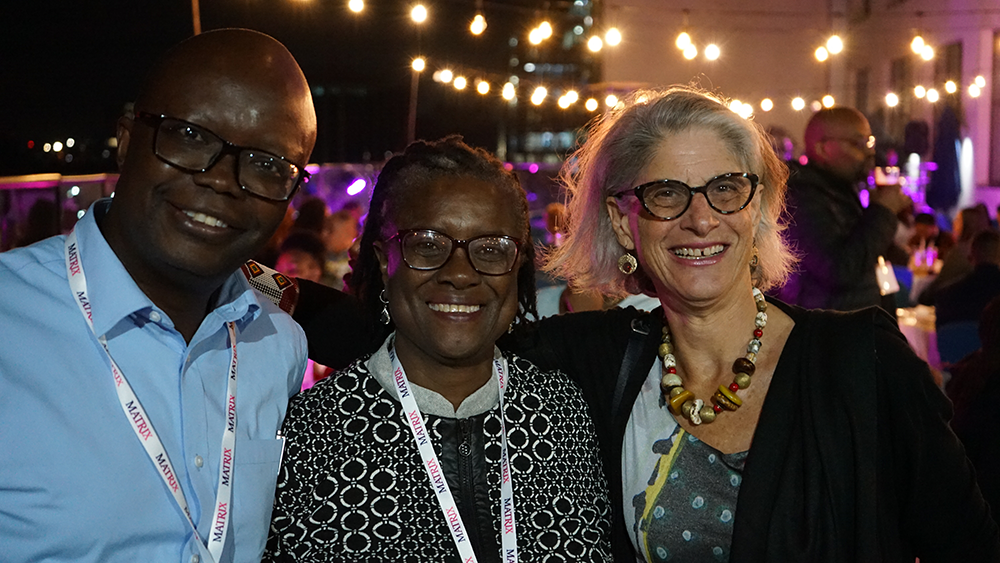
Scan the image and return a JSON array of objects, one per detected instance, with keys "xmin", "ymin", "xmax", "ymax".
[{"xmin": 605, "ymin": 28, "xmax": 622, "ymax": 46}]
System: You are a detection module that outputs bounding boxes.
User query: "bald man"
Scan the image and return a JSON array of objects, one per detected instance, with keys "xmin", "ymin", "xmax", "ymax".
[
  {"xmin": 775, "ymin": 107, "xmax": 911, "ymax": 311},
  {"xmin": 0, "ymin": 30, "xmax": 316, "ymax": 562}
]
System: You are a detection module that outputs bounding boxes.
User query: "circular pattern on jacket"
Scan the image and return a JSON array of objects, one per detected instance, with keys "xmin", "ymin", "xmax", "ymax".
[{"xmin": 264, "ymin": 353, "xmax": 612, "ymax": 560}]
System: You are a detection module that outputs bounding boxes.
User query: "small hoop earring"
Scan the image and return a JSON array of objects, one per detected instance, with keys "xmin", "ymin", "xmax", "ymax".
[
  {"xmin": 749, "ymin": 245, "xmax": 759, "ymax": 270},
  {"xmin": 618, "ymin": 253, "xmax": 638, "ymax": 275},
  {"xmin": 379, "ymin": 289, "xmax": 391, "ymax": 325}
]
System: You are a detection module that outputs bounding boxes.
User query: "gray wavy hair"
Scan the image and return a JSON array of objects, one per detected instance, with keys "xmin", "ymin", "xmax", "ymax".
[{"xmin": 544, "ymin": 85, "xmax": 795, "ymax": 298}]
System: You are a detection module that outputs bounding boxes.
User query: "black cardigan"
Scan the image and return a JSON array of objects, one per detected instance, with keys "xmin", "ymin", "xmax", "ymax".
[
  {"xmin": 507, "ymin": 300, "xmax": 999, "ymax": 562},
  {"xmin": 294, "ymin": 279, "xmax": 999, "ymax": 561}
]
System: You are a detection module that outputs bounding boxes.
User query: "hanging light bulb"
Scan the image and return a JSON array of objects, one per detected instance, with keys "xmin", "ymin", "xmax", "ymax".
[
  {"xmin": 791, "ymin": 97, "xmax": 806, "ymax": 111},
  {"xmin": 920, "ymin": 44, "xmax": 934, "ymax": 61},
  {"xmin": 539, "ymin": 21, "xmax": 553, "ymax": 39},
  {"xmin": 682, "ymin": 44, "xmax": 697, "ymax": 60},
  {"xmin": 410, "ymin": 4, "xmax": 427, "ymax": 23},
  {"xmin": 676, "ymin": 32, "xmax": 691, "ymax": 49},
  {"xmin": 704, "ymin": 44, "xmax": 720, "ymax": 61},
  {"xmin": 826, "ymin": 35, "xmax": 843, "ymax": 54},
  {"xmin": 914, "ymin": 85, "xmax": 926, "ymax": 98},
  {"xmin": 945, "ymin": 80, "xmax": 957, "ymax": 94},
  {"xmin": 531, "ymin": 86, "xmax": 547, "ymax": 105},
  {"xmin": 585, "ymin": 98, "xmax": 599, "ymax": 111},
  {"xmin": 605, "ymin": 94, "xmax": 619, "ymax": 107},
  {"xmin": 502, "ymin": 82, "xmax": 516, "ymax": 101},
  {"xmin": 926, "ymin": 88, "xmax": 940, "ymax": 103},
  {"xmin": 476, "ymin": 80, "xmax": 490, "ymax": 95},
  {"xmin": 411, "ymin": 57, "xmax": 425, "ymax": 72},
  {"xmin": 760, "ymin": 98, "xmax": 773, "ymax": 112},
  {"xmin": 885, "ymin": 93, "xmax": 899, "ymax": 107},
  {"xmin": 470, "ymin": 13, "xmax": 487, "ymax": 35},
  {"xmin": 815, "ymin": 46, "xmax": 829, "ymax": 62},
  {"xmin": 822, "ymin": 95, "xmax": 835, "ymax": 108},
  {"xmin": 975, "ymin": 75, "xmax": 986, "ymax": 88},
  {"xmin": 969, "ymin": 84, "xmax": 982, "ymax": 98},
  {"xmin": 911, "ymin": 35, "xmax": 925, "ymax": 54},
  {"xmin": 453, "ymin": 76, "xmax": 467, "ymax": 90},
  {"xmin": 605, "ymin": 28, "xmax": 622, "ymax": 46},
  {"xmin": 348, "ymin": 0, "xmax": 364, "ymax": 13}
]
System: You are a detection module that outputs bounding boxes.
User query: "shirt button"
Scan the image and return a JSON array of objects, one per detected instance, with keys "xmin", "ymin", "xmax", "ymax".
[
  {"xmin": 194, "ymin": 455, "xmax": 204, "ymax": 468},
  {"xmin": 191, "ymin": 555, "xmax": 200, "ymax": 563},
  {"xmin": 149, "ymin": 311, "xmax": 162, "ymax": 323}
]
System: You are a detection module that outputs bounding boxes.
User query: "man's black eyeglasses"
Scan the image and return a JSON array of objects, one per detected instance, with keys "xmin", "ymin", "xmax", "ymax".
[
  {"xmin": 614, "ymin": 172, "xmax": 759, "ymax": 221},
  {"xmin": 389, "ymin": 229, "xmax": 521, "ymax": 276},
  {"xmin": 134, "ymin": 111, "xmax": 309, "ymax": 202}
]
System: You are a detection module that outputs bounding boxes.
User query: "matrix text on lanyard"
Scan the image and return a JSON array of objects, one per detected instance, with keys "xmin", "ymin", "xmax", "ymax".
[
  {"xmin": 65, "ymin": 230, "xmax": 238, "ymax": 563},
  {"xmin": 388, "ymin": 340, "xmax": 518, "ymax": 563}
]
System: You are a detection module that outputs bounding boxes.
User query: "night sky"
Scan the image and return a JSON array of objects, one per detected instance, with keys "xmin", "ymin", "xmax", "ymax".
[{"xmin": 2, "ymin": 0, "xmax": 577, "ymax": 175}]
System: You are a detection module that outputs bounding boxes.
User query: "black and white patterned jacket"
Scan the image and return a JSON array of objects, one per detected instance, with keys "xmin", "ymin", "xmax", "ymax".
[{"xmin": 264, "ymin": 342, "xmax": 612, "ymax": 562}]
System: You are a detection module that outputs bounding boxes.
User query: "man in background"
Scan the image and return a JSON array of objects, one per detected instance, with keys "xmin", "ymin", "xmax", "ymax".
[
  {"xmin": 0, "ymin": 29, "xmax": 315, "ymax": 561},
  {"xmin": 776, "ymin": 107, "xmax": 911, "ymax": 311}
]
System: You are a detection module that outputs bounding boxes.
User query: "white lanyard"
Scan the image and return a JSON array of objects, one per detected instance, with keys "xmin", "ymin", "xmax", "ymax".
[
  {"xmin": 64, "ymin": 230, "xmax": 237, "ymax": 563},
  {"xmin": 388, "ymin": 342, "xmax": 518, "ymax": 563}
]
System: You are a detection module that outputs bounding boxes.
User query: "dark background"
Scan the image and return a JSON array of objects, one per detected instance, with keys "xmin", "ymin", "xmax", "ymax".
[{"xmin": 1, "ymin": 0, "xmax": 586, "ymax": 175}]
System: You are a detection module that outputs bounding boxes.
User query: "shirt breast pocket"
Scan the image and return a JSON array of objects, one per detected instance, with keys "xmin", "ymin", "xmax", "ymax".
[{"xmin": 232, "ymin": 438, "xmax": 285, "ymax": 561}]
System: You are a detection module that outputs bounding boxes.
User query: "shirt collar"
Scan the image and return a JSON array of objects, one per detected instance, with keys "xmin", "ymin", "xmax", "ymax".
[{"xmin": 74, "ymin": 199, "xmax": 260, "ymax": 337}]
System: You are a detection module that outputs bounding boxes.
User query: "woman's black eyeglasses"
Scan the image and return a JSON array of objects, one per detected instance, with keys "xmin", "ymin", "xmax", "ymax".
[{"xmin": 614, "ymin": 172, "xmax": 759, "ymax": 221}]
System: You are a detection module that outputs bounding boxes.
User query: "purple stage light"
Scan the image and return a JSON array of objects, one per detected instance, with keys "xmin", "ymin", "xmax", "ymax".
[{"xmin": 346, "ymin": 178, "xmax": 367, "ymax": 196}]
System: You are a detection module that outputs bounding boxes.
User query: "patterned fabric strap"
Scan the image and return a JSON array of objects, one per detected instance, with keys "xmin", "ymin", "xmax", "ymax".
[{"xmin": 242, "ymin": 260, "xmax": 299, "ymax": 315}]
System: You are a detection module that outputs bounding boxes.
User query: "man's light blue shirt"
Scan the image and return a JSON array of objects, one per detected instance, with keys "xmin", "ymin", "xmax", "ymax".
[{"xmin": 0, "ymin": 200, "xmax": 307, "ymax": 562}]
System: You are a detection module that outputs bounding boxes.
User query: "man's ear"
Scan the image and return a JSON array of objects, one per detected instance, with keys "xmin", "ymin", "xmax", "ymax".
[
  {"xmin": 605, "ymin": 197, "xmax": 636, "ymax": 251},
  {"xmin": 810, "ymin": 139, "xmax": 831, "ymax": 163},
  {"xmin": 373, "ymin": 240, "xmax": 390, "ymax": 285},
  {"xmin": 115, "ymin": 115, "xmax": 133, "ymax": 170}
]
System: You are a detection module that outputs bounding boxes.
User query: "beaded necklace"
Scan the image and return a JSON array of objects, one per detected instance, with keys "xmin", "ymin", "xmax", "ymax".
[{"xmin": 659, "ymin": 287, "xmax": 768, "ymax": 425}]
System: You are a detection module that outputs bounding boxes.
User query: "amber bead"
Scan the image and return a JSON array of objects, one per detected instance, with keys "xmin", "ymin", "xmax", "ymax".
[
  {"xmin": 668, "ymin": 389, "xmax": 694, "ymax": 415},
  {"xmin": 717, "ymin": 384, "xmax": 743, "ymax": 406}
]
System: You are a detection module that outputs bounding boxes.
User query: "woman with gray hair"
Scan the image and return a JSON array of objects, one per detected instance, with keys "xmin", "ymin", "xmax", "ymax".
[{"xmin": 509, "ymin": 86, "xmax": 998, "ymax": 561}]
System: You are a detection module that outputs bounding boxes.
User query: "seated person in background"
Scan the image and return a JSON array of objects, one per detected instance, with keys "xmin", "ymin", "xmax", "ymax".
[
  {"xmin": 948, "ymin": 296, "xmax": 1000, "ymax": 526},
  {"xmin": 264, "ymin": 137, "xmax": 611, "ymax": 561},
  {"xmin": 274, "ymin": 230, "xmax": 326, "ymax": 283},
  {"xmin": 936, "ymin": 230, "xmax": 1000, "ymax": 328},
  {"xmin": 0, "ymin": 29, "xmax": 316, "ymax": 561},
  {"xmin": 921, "ymin": 205, "xmax": 993, "ymax": 304},
  {"xmin": 909, "ymin": 211, "xmax": 955, "ymax": 261}
]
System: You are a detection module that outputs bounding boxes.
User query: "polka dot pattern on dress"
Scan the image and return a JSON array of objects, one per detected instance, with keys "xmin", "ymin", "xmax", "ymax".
[{"xmin": 632, "ymin": 426, "xmax": 748, "ymax": 562}]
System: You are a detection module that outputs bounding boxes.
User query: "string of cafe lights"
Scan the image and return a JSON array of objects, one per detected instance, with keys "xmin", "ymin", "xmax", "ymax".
[
  {"xmin": 408, "ymin": 3, "xmax": 990, "ymax": 119},
  {"xmin": 26, "ymin": 1, "xmax": 998, "ymax": 160}
]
